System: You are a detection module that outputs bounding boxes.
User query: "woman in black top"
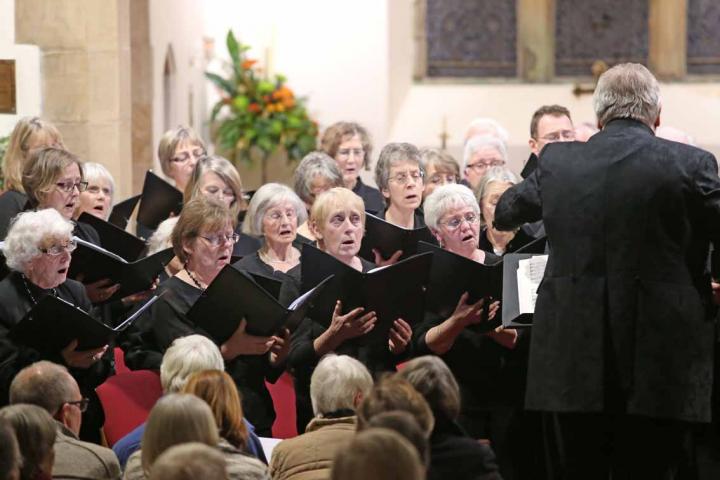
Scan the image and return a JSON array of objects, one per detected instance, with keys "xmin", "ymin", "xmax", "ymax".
[
  {"xmin": 124, "ymin": 199, "xmax": 289, "ymax": 436},
  {"xmin": 0, "ymin": 209, "xmax": 111, "ymax": 443}
]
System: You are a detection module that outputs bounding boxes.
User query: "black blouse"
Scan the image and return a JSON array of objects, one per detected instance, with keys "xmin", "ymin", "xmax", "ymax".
[
  {"xmin": 352, "ymin": 178, "xmax": 385, "ymax": 215},
  {"xmin": 0, "ymin": 190, "xmax": 29, "ymax": 241},
  {"xmin": 377, "ymin": 208, "xmax": 427, "ymax": 229},
  {"xmin": 232, "ymin": 251, "xmax": 301, "ymax": 307}
]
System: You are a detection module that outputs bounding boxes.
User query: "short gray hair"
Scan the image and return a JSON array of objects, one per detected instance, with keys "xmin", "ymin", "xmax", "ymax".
[
  {"xmin": 475, "ymin": 166, "xmax": 518, "ymax": 219},
  {"xmin": 160, "ymin": 335, "xmax": 224, "ymax": 393},
  {"xmin": 374, "ymin": 143, "xmax": 423, "ymax": 192},
  {"xmin": 293, "ymin": 151, "xmax": 343, "ymax": 205},
  {"xmin": 463, "ymin": 117, "xmax": 510, "ymax": 143},
  {"xmin": 9, "ymin": 361, "xmax": 77, "ymax": 416},
  {"xmin": 463, "ymin": 135, "xmax": 507, "ymax": 172},
  {"xmin": 396, "ymin": 356, "xmax": 462, "ymax": 420},
  {"xmin": 147, "ymin": 217, "xmax": 178, "ymax": 255},
  {"xmin": 592, "ymin": 63, "xmax": 661, "ymax": 128},
  {"xmin": 3, "ymin": 208, "xmax": 74, "ymax": 273},
  {"xmin": 310, "ymin": 354, "xmax": 373, "ymax": 416},
  {"xmin": 423, "ymin": 183, "xmax": 479, "ymax": 231},
  {"xmin": 241, "ymin": 183, "xmax": 307, "ymax": 237},
  {"xmin": 82, "ymin": 162, "xmax": 115, "ymax": 201}
]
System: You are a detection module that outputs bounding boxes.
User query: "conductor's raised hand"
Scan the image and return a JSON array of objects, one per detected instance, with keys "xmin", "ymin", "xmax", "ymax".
[
  {"xmin": 220, "ymin": 319, "xmax": 274, "ymax": 360},
  {"xmin": 269, "ymin": 328, "xmax": 291, "ymax": 366},
  {"xmin": 388, "ymin": 318, "xmax": 412, "ymax": 354},
  {"xmin": 373, "ymin": 249, "xmax": 403, "ymax": 267},
  {"xmin": 61, "ymin": 340, "xmax": 108, "ymax": 369}
]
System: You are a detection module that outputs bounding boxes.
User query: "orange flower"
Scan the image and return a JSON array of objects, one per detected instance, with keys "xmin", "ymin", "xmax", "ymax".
[
  {"xmin": 242, "ymin": 59, "xmax": 257, "ymax": 69},
  {"xmin": 282, "ymin": 97, "xmax": 295, "ymax": 109},
  {"xmin": 248, "ymin": 103, "xmax": 261, "ymax": 113}
]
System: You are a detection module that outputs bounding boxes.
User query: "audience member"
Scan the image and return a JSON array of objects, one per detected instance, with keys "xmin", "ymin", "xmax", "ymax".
[
  {"xmin": 0, "ymin": 404, "xmax": 56, "ymax": 480},
  {"xmin": 0, "ymin": 417, "xmax": 21, "ymax": 480},
  {"xmin": 362, "ymin": 411, "xmax": 430, "ymax": 468},
  {"xmin": 148, "ymin": 443, "xmax": 229, "ymax": 480},
  {"xmin": 356, "ymin": 376, "xmax": 434, "ymax": 436}
]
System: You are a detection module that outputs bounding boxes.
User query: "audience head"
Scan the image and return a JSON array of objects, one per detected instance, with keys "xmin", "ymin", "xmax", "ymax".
[
  {"xmin": 396, "ymin": 355, "xmax": 462, "ymax": 421},
  {"xmin": 419, "ymin": 148, "xmax": 459, "ymax": 199},
  {"xmin": 375, "ymin": 143, "xmax": 424, "ymax": 212},
  {"xmin": 242, "ymin": 183, "xmax": 307, "ymax": 249},
  {"xmin": 22, "ymin": 147, "xmax": 85, "ymax": 219},
  {"xmin": 310, "ymin": 354, "xmax": 373, "ymax": 417},
  {"xmin": 0, "ymin": 404, "xmax": 56, "ymax": 480},
  {"xmin": 356, "ymin": 376, "xmax": 434, "ymax": 436},
  {"xmin": 424, "ymin": 184, "xmax": 481, "ymax": 256},
  {"xmin": 310, "ymin": 187, "xmax": 366, "ymax": 263},
  {"xmin": 3, "ymin": 209, "xmax": 75, "ymax": 290},
  {"xmin": 75, "ymin": 162, "xmax": 114, "ymax": 221},
  {"xmin": 529, "ymin": 105, "xmax": 575, "ymax": 156},
  {"xmin": 141, "ymin": 394, "xmax": 220, "ymax": 474},
  {"xmin": 0, "ymin": 418, "xmax": 21, "ymax": 480},
  {"xmin": 320, "ymin": 121, "xmax": 373, "ymax": 189},
  {"xmin": 9, "ymin": 361, "xmax": 85, "ymax": 436},
  {"xmin": 463, "ymin": 117, "xmax": 509, "ymax": 144},
  {"xmin": 158, "ymin": 126, "xmax": 207, "ymax": 191},
  {"xmin": 2, "ymin": 117, "xmax": 64, "ymax": 193},
  {"xmin": 330, "ymin": 428, "xmax": 424, "ymax": 480},
  {"xmin": 160, "ymin": 335, "xmax": 224, "ymax": 394},
  {"xmin": 574, "ymin": 121, "xmax": 599, "ymax": 142},
  {"xmin": 361, "ymin": 411, "xmax": 430, "ymax": 467},
  {"xmin": 656, "ymin": 125, "xmax": 695, "ymax": 145},
  {"xmin": 593, "ymin": 63, "xmax": 661, "ymax": 129},
  {"xmin": 475, "ymin": 167, "xmax": 518, "ymax": 227},
  {"xmin": 184, "ymin": 155, "xmax": 245, "ymax": 216},
  {"xmin": 463, "ymin": 135, "xmax": 507, "ymax": 189},
  {"xmin": 293, "ymin": 151, "xmax": 344, "ymax": 209},
  {"xmin": 148, "ymin": 443, "xmax": 228, "ymax": 480},
  {"xmin": 182, "ymin": 369, "xmax": 248, "ymax": 450}
]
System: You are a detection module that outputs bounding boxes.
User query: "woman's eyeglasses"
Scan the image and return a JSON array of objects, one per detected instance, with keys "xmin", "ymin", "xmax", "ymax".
[
  {"xmin": 440, "ymin": 212, "xmax": 480, "ymax": 231},
  {"xmin": 56, "ymin": 181, "xmax": 88, "ymax": 193},
  {"xmin": 199, "ymin": 233, "xmax": 240, "ymax": 246},
  {"xmin": 40, "ymin": 239, "xmax": 78, "ymax": 256}
]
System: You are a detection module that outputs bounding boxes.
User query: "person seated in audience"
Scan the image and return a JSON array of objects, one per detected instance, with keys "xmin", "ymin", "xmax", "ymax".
[
  {"xmin": 288, "ymin": 188, "xmax": 413, "ymax": 432},
  {"xmin": 124, "ymin": 199, "xmax": 288, "ymax": 437},
  {"xmin": 0, "ymin": 209, "xmax": 111, "ymax": 442},
  {"xmin": 292, "ymin": 151, "xmax": 343, "ymax": 242},
  {"xmin": 320, "ymin": 122, "xmax": 384, "ymax": 214},
  {"xmin": 156, "ymin": 126, "xmax": 206, "ymax": 192},
  {"xmin": 183, "ymin": 155, "xmax": 260, "ymax": 257},
  {"xmin": 330, "ymin": 428, "xmax": 424, "ymax": 480},
  {"xmin": 147, "ymin": 443, "xmax": 229, "ymax": 480},
  {"xmin": 397, "ymin": 356, "xmax": 502, "ymax": 480},
  {"xmin": 356, "ymin": 376, "xmax": 434, "ymax": 437},
  {"xmin": 115, "ymin": 335, "xmax": 265, "ymax": 467},
  {"xmin": 0, "ymin": 404, "xmax": 57, "ymax": 480},
  {"xmin": 476, "ymin": 167, "xmax": 536, "ymax": 256},
  {"xmin": 9, "ymin": 361, "xmax": 121, "ymax": 479},
  {"xmin": 419, "ymin": 148, "xmax": 459, "ymax": 200},
  {"xmin": 123, "ymin": 394, "xmax": 269, "ymax": 480},
  {"xmin": 361, "ymin": 411, "xmax": 431, "ymax": 469},
  {"xmin": 462, "ymin": 136, "xmax": 507, "ymax": 190},
  {"xmin": 0, "ymin": 417, "xmax": 21, "ymax": 480},
  {"xmin": 145, "ymin": 217, "xmax": 181, "ymax": 283},
  {"xmin": 463, "ymin": 118, "xmax": 509, "ymax": 145},
  {"xmin": 74, "ymin": 162, "xmax": 115, "ymax": 221},
  {"xmin": 0, "ymin": 117, "xmax": 64, "ymax": 240},
  {"xmin": 269, "ymin": 354, "xmax": 373, "ymax": 480}
]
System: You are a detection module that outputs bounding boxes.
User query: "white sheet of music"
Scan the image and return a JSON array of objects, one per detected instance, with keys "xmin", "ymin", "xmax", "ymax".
[{"xmin": 517, "ymin": 255, "xmax": 548, "ymax": 314}]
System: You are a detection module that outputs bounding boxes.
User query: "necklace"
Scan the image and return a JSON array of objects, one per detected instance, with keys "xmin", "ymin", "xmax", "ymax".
[
  {"xmin": 183, "ymin": 265, "xmax": 206, "ymax": 290},
  {"xmin": 259, "ymin": 248, "xmax": 299, "ymax": 268},
  {"xmin": 20, "ymin": 274, "xmax": 57, "ymax": 305}
]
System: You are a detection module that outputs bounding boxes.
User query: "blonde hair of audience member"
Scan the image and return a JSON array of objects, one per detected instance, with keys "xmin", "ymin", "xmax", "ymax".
[
  {"xmin": 183, "ymin": 155, "xmax": 246, "ymax": 217},
  {"xmin": 148, "ymin": 443, "xmax": 228, "ymax": 480},
  {"xmin": 361, "ymin": 410, "xmax": 430, "ymax": 467},
  {"xmin": 182, "ymin": 370, "xmax": 249, "ymax": 451},
  {"xmin": 0, "ymin": 418, "xmax": 21, "ymax": 480},
  {"xmin": 2, "ymin": 117, "xmax": 64, "ymax": 193},
  {"xmin": 463, "ymin": 117, "xmax": 509, "ymax": 144},
  {"xmin": 21, "ymin": 147, "xmax": 85, "ymax": 215},
  {"xmin": 170, "ymin": 198, "xmax": 237, "ymax": 265},
  {"xmin": 320, "ymin": 122, "xmax": 373, "ymax": 190},
  {"xmin": 147, "ymin": 217, "xmax": 182, "ymax": 276},
  {"xmin": 159, "ymin": 335, "xmax": 224, "ymax": 393},
  {"xmin": 310, "ymin": 354, "xmax": 373, "ymax": 417},
  {"xmin": 396, "ymin": 356, "xmax": 462, "ymax": 421},
  {"xmin": 356, "ymin": 376, "xmax": 434, "ymax": 435},
  {"xmin": 462, "ymin": 135, "xmax": 507, "ymax": 190},
  {"xmin": 75, "ymin": 162, "xmax": 115, "ymax": 221},
  {"xmin": 330, "ymin": 428, "xmax": 424, "ymax": 480},
  {"xmin": 310, "ymin": 187, "xmax": 366, "ymax": 267},
  {"xmin": 157, "ymin": 126, "xmax": 207, "ymax": 191},
  {"xmin": 0, "ymin": 405, "xmax": 56, "ymax": 480},
  {"xmin": 140, "ymin": 394, "xmax": 220, "ymax": 474},
  {"xmin": 419, "ymin": 148, "xmax": 459, "ymax": 199}
]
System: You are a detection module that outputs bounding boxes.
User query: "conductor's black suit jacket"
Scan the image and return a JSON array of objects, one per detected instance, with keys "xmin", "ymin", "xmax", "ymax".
[{"xmin": 494, "ymin": 118, "xmax": 720, "ymax": 423}]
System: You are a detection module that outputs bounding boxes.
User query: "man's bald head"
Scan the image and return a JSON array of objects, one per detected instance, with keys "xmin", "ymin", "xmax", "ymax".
[{"xmin": 9, "ymin": 361, "xmax": 78, "ymax": 416}]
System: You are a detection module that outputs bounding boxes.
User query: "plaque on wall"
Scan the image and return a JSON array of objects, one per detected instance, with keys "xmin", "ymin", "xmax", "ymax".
[
  {"xmin": 688, "ymin": 0, "xmax": 720, "ymax": 75},
  {"xmin": 0, "ymin": 60, "xmax": 16, "ymax": 114}
]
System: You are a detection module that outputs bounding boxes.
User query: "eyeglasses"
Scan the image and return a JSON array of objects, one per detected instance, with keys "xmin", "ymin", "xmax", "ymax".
[
  {"xmin": 40, "ymin": 239, "xmax": 77, "ymax": 256},
  {"xmin": 440, "ymin": 212, "xmax": 480, "ymax": 231},
  {"xmin": 171, "ymin": 148, "xmax": 206, "ymax": 163},
  {"xmin": 199, "ymin": 233, "xmax": 240, "ymax": 246},
  {"xmin": 388, "ymin": 171, "xmax": 424, "ymax": 185},
  {"xmin": 466, "ymin": 160, "xmax": 505, "ymax": 172},
  {"xmin": 329, "ymin": 213, "xmax": 363, "ymax": 228},
  {"xmin": 428, "ymin": 173, "xmax": 458, "ymax": 185},
  {"xmin": 336, "ymin": 148, "xmax": 364, "ymax": 159},
  {"xmin": 66, "ymin": 397, "xmax": 90, "ymax": 412},
  {"xmin": 538, "ymin": 130, "xmax": 576, "ymax": 142},
  {"xmin": 265, "ymin": 209, "xmax": 297, "ymax": 222},
  {"xmin": 56, "ymin": 181, "xmax": 88, "ymax": 193}
]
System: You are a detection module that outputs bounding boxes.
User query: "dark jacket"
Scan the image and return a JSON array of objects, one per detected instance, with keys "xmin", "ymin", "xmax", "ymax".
[
  {"xmin": 494, "ymin": 119, "xmax": 720, "ymax": 422},
  {"xmin": 352, "ymin": 178, "xmax": 385, "ymax": 214}
]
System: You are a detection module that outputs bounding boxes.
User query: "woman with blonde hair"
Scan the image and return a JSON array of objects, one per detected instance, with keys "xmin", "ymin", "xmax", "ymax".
[
  {"xmin": 157, "ymin": 126, "xmax": 206, "ymax": 192},
  {"xmin": 0, "ymin": 404, "xmax": 57, "ymax": 480}
]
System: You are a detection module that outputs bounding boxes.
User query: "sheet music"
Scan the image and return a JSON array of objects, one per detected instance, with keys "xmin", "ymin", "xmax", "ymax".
[
  {"xmin": 517, "ymin": 255, "xmax": 548, "ymax": 314},
  {"xmin": 288, "ymin": 284, "xmax": 318, "ymax": 311},
  {"xmin": 73, "ymin": 236, "xmax": 128, "ymax": 263}
]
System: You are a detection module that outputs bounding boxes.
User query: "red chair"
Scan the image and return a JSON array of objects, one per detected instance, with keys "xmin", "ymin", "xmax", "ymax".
[
  {"xmin": 266, "ymin": 372, "xmax": 297, "ymax": 439},
  {"xmin": 96, "ymin": 370, "xmax": 163, "ymax": 447},
  {"xmin": 113, "ymin": 347, "xmax": 130, "ymax": 374}
]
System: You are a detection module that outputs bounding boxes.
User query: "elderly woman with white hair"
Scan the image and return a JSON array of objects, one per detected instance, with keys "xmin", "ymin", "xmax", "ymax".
[
  {"xmin": 293, "ymin": 151, "xmax": 344, "ymax": 242},
  {"xmin": 270, "ymin": 354, "xmax": 373, "ymax": 479},
  {"xmin": 74, "ymin": 162, "xmax": 115, "ymax": 221},
  {"xmin": 462, "ymin": 136, "xmax": 508, "ymax": 190},
  {"xmin": 0, "ymin": 208, "xmax": 112, "ymax": 442}
]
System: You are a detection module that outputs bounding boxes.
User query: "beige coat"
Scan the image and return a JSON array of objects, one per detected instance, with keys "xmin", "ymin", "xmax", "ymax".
[{"xmin": 53, "ymin": 422, "xmax": 121, "ymax": 480}]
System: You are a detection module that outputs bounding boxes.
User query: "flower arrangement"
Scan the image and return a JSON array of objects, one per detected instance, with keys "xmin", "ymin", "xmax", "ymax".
[{"xmin": 207, "ymin": 31, "xmax": 318, "ymax": 182}]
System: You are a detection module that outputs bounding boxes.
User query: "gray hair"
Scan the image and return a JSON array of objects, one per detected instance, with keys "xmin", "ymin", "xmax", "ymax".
[
  {"xmin": 241, "ymin": 183, "xmax": 307, "ymax": 237},
  {"xmin": 293, "ymin": 151, "xmax": 344, "ymax": 205},
  {"xmin": 423, "ymin": 183, "xmax": 479, "ymax": 231},
  {"xmin": 9, "ymin": 361, "xmax": 77, "ymax": 416},
  {"xmin": 82, "ymin": 162, "xmax": 115, "ymax": 201},
  {"xmin": 149, "ymin": 443, "xmax": 229, "ymax": 480},
  {"xmin": 463, "ymin": 117, "xmax": 509, "ymax": 143},
  {"xmin": 160, "ymin": 335, "xmax": 224, "ymax": 393},
  {"xmin": 3, "ymin": 208, "xmax": 74, "ymax": 273},
  {"xmin": 310, "ymin": 354, "xmax": 373, "ymax": 416},
  {"xmin": 374, "ymin": 143, "xmax": 423, "ymax": 192},
  {"xmin": 462, "ymin": 135, "xmax": 508, "ymax": 171},
  {"xmin": 0, "ymin": 404, "xmax": 57, "ymax": 480},
  {"xmin": 475, "ymin": 166, "xmax": 518, "ymax": 211},
  {"xmin": 147, "ymin": 217, "xmax": 178, "ymax": 255},
  {"xmin": 396, "ymin": 355, "xmax": 462, "ymax": 420},
  {"xmin": 592, "ymin": 63, "xmax": 661, "ymax": 128}
]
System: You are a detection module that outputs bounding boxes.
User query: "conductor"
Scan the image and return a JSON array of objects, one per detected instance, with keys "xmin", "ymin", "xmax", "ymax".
[{"xmin": 494, "ymin": 63, "xmax": 720, "ymax": 478}]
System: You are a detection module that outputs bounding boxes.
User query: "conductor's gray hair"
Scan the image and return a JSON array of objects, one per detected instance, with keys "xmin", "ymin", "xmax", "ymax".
[
  {"xmin": 592, "ymin": 63, "xmax": 661, "ymax": 128},
  {"xmin": 160, "ymin": 335, "xmax": 224, "ymax": 393},
  {"xmin": 462, "ymin": 135, "xmax": 508, "ymax": 172},
  {"xmin": 423, "ymin": 183, "xmax": 480, "ymax": 231},
  {"xmin": 293, "ymin": 152, "xmax": 344, "ymax": 205},
  {"xmin": 310, "ymin": 354, "xmax": 373, "ymax": 416},
  {"xmin": 242, "ymin": 182, "xmax": 307, "ymax": 237},
  {"xmin": 2, "ymin": 208, "xmax": 74, "ymax": 273},
  {"xmin": 396, "ymin": 355, "xmax": 462, "ymax": 420}
]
